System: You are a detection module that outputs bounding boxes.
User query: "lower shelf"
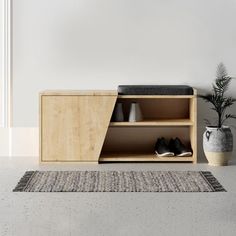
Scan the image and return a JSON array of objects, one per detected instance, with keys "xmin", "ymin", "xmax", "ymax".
[{"xmin": 99, "ymin": 153, "xmax": 194, "ymax": 162}]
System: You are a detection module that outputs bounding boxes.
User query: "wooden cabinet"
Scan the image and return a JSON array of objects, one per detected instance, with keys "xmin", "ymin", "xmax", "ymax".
[
  {"xmin": 40, "ymin": 91, "xmax": 117, "ymax": 162},
  {"xmin": 40, "ymin": 90, "xmax": 197, "ymax": 163}
]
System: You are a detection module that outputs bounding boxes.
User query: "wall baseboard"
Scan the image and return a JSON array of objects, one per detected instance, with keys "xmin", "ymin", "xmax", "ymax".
[
  {"xmin": 0, "ymin": 128, "xmax": 10, "ymax": 156},
  {"xmin": 0, "ymin": 127, "xmax": 234, "ymax": 160},
  {"xmin": 0, "ymin": 127, "xmax": 39, "ymax": 156}
]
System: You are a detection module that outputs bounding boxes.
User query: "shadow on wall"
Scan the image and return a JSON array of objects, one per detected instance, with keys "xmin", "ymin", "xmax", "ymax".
[{"xmin": 196, "ymin": 87, "xmax": 236, "ymax": 163}]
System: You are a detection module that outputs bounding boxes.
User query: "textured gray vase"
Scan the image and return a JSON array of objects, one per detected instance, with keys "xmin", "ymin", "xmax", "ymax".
[
  {"xmin": 128, "ymin": 102, "xmax": 143, "ymax": 122},
  {"xmin": 203, "ymin": 126, "xmax": 233, "ymax": 166},
  {"xmin": 112, "ymin": 103, "xmax": 124, "ymax": 122}
]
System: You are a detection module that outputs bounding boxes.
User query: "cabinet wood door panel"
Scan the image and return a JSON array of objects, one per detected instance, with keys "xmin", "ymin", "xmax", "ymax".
[{"xmin": 40, "ymin": 95, "xmax": 116, "ymax": 162}]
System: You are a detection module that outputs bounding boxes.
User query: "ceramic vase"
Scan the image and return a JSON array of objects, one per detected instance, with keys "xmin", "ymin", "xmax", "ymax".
[
  {"xmin": 112, "ymin": 103, "xmax": 124, "ymax": 122},
  {"xmin": 128, "ymin": 102, "xmax": 143, "ymax": 122},
  {"xmin": 203, "ymin": 126, "xmax": 233, "ymax": 166}
]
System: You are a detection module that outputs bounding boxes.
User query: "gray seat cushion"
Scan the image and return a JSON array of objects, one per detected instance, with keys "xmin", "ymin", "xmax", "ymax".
[{"xmin": 118, "ymin": 85, "xmax": 193, "ymax": 95}]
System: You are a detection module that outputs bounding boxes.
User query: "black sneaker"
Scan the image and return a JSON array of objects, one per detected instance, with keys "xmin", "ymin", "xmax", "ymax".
[
  {"xmin": 155, "ymin": 138, "xmax": 175, "ymax": 157},
  {"xmin": 169, "ymin": 138, "xmax": 192, "ymax": 157}
]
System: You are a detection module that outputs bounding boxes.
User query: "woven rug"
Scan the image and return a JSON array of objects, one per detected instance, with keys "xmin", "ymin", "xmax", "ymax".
[{"xmin": 13, "ymin": 171, "xmax": 226, "ymax": 192}]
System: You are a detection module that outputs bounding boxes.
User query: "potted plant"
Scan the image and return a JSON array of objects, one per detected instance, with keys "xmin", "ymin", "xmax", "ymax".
[{"xmin": 199, "ymin": 63, "xmax": 235, "ymax": 166}]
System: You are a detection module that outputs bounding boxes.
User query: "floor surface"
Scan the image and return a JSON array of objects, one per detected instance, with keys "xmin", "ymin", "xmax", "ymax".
[{"xmin": 0, "ymin": 156, "xmax": 236, "ymax": 236}]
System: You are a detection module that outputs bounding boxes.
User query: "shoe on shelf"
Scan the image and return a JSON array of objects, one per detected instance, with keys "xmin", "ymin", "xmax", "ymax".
[
  {"xmin": 155, "ymin": 137, "xmax": 175, "ymax": 157},
  {"xmin": 169, "ymin": 138, "xmax": 193, "ymax": 157}
]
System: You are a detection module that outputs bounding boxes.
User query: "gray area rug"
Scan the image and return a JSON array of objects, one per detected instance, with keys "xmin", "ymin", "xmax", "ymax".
[{"xmin": 13, "ymin": 171, "xmax": 226, "ymax": 192}]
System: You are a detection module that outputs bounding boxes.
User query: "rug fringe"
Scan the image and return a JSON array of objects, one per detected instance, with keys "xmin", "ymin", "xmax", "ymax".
[
  {"xmin": 13, "ymin": 171, "xmax": 35, "ymax": 192},
  {"xmin": 201, "ymin": 171, "xmax": 226, "ymax": 192}
]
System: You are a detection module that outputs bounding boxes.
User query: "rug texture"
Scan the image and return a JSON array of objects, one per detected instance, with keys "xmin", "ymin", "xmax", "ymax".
[{"xmin": 13, "ymin": 171, "xmax": 226, "ymax": 192}]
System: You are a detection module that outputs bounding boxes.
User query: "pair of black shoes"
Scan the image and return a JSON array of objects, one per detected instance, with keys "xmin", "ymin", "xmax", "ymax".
[{"xmin": 155, "ymin": 137, "xmax": 192, "ymax": 157}]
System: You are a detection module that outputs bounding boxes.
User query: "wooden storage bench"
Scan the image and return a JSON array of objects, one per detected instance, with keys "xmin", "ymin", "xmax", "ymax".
[{"xmin": 40, "ymin": 89, "xmax": 197, "ymax": 163}]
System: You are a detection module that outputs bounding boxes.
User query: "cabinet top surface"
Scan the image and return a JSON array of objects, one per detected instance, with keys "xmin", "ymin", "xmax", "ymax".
[
  {"xmin": 40, "ymin": 89, "xmax": 197, "ymax": 96},
  {"xmin": 40, "ymin": 90, "xmax": 118, "ymax": 96}
]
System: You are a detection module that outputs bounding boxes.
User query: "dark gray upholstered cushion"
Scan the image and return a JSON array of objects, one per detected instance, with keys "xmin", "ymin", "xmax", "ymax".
[{"xmin": 118, "ymin": 85, "xmax": 193, "ymax": 95}]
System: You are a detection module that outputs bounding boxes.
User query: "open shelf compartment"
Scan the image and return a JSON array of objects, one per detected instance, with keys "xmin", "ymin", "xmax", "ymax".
[
  {"xmin": 111, "ymin": 97, "xmax": 191, "ymax": 125},
  {"xmin": 100, "ymin": 127, "xmax": 195, "ymax": 163}
]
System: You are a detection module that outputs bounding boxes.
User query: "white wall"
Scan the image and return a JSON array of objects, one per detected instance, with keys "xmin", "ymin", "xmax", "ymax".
[
  {"xmin": 13, "ymin": 0, "xmax": 236, "ymax": 126},
  {"xmin": 0, "ymin": 0, "xmax": 4, "ymax": 126},
  {"xmin": 8, "ymin": 0, "xmax": 236, "ymax": 158}
]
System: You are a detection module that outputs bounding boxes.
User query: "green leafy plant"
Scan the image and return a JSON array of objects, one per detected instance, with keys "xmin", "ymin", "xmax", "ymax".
[{"xmin": 199, "ymin": 63, "xmax": 236, "ymax": 128}]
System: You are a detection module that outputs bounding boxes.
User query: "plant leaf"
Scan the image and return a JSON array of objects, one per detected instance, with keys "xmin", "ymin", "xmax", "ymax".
[
  {"xmin": 198, "ymin": 63, "xmax": 235, "ymax": 127},
  {"xmin": 203, "ymin": 119, "xmax": 211, "ymax": 126},
  {"xmin": 216, "ymin": 63, "xmax": 228, "ymax": 80},
  {"xmin": 222, "ymin": 114, "xmax": 236, "ymax": 125},
  {"xmin": 225, "ymin": 114, "xmax": 236, "ymax": 119},
  {"xmin": 221, "ymin": 97, "xmax": 236, "ymax": 113}
]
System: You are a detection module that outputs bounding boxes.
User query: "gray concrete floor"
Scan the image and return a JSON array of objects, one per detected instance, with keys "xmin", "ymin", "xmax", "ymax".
[{"xmin": 0, "ymin": 156, "xmax": 236, "ymax": 236}]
